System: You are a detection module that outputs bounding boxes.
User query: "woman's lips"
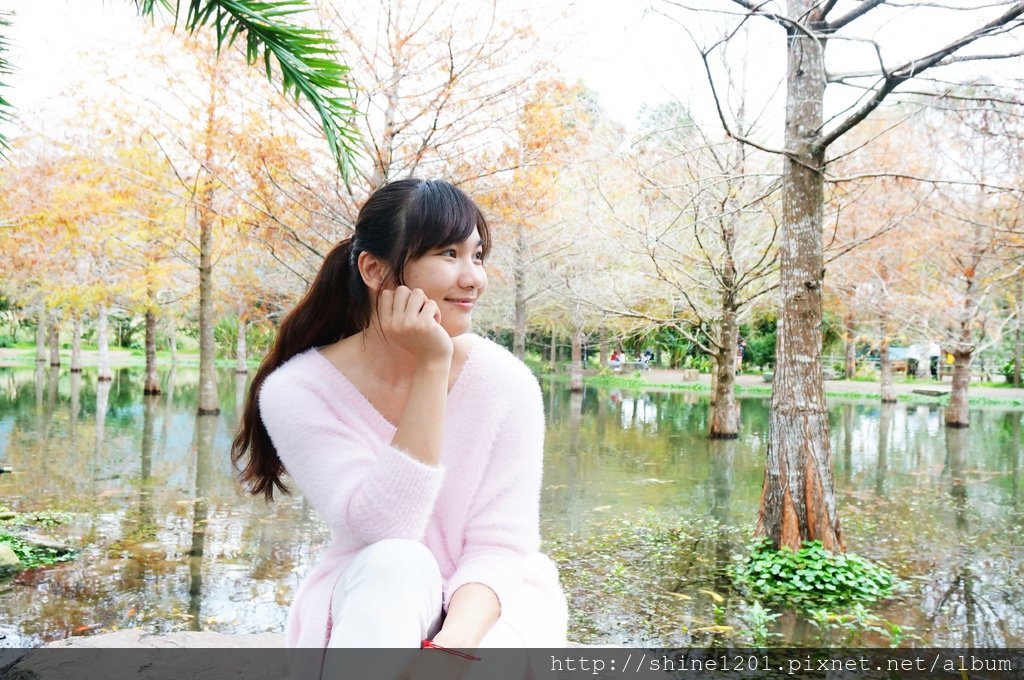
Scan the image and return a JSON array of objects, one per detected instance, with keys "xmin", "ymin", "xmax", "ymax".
[{"xmin": 444, "ymin": 298, "xmax": 475, "ymax": 310}]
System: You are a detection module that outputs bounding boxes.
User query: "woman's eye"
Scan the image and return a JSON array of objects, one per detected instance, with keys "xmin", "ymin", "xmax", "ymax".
[
  {"xmin": 474, "ymin": 251, "xmax": 485, "ymax": 262},
  {"xmin": 440, "ymin": 249, "xmax": 456, "ymax": 257}
]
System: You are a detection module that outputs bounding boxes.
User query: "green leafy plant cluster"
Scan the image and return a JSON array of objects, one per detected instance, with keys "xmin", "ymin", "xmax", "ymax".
[
  {"xmin": 0, "ymin": 531, "xmax": 76, "ymax": 569},
  {"xmin": 2, "ymin": 510, "xmax": 72, "ymax": 529},
  {"xmin": 732, "ymin": 539, "xmax": 894, "ymax": 609}
]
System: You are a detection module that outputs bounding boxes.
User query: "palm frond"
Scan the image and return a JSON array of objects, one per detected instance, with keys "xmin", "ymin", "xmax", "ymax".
[{"xmin": 136, "ymin": 0, "xmax": 361, "ymax": 178}]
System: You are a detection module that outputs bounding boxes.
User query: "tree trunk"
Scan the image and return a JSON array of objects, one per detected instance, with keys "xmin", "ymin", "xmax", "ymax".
[
  {"xmin": 35, "ymin": 306, "xmax": 47, "ymax": 363},
  {"xmin": 945, "ymin": 349, "xmax": 972, "ymax": 428},
  {"xmin": 71, "ymin": 312, "xmax": 83, "ymax": 373},
  {"xmin": 549, "ymin": 330, "xmax": 557, "ymax": 373},
  {"xmin": 144, "ymin": 308, "xmax": 161, "ymax": 395},
  {"xmin": 945, "ymin": 265, "xmax": 977, "ymax": 428},
  {"xmin": 197, "ymin": 201, "xmax": 219, "ymax": 415},
  {"xmin": 235, "ymin": 309, "xmax": 248, "ymax": 374},
  {"xmin": 843, "ymin": 312, "xmax": 857, "ymax": 379},
  {"xmin": 197, "ymin": 59, "xmax": 221, "ymax": 416},
  {"xmin": 756, "ymin": 5, "xmax": 843, "ymax": 553},
  {"xmin": 709, "ymin": 307, "xmax": 739, "ymax": 438},
  {"xmin": 48, "ymin": 311, "xmax": 60, "ymax": 367},
  {"xmin": 570, "ymin": 327, "xmax": 584, "ymax": 392},
  {"xmin": 879, "ymin": 335, "xmax": 896, "ymax": 403},
  {"xmin": 97, "ymin": 306, "xmax": 113, "ymax": 382},
  {"xmin": 513, "ymin": 225, "xmax": 527, "ymax": 360}
]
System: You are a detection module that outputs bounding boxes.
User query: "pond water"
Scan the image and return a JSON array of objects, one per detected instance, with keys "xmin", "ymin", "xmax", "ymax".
[{"xmin": 1, "ymin": 364, "xmax": 1021, "ymax": 648}]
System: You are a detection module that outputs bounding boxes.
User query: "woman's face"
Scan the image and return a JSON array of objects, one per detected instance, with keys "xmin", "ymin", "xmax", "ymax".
[{"xmin": 402, "ymin": 228, "xmax": 487, "ymax": 337}]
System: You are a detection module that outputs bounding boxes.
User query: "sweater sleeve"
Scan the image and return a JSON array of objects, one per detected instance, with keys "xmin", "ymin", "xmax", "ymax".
[
  {"xmin": 258, "ymin": 371, "xmax": 445, "ymax": 544},
  {"xmin": 443, "ymin": 370, "xmax": 544, "ymax": 612}
]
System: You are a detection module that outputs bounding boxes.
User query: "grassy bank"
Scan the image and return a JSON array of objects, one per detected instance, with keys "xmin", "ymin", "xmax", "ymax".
[{"xmin": 540, "ymin": 370, "xmax": 1024, "ymax": 407}]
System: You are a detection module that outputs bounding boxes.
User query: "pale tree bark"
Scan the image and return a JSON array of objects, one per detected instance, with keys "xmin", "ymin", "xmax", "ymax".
[
  {"xmin": 48, "ymin": 310, "xmax": 60, "ymax": 367},
  {"xmin": 70, "ymin": 312, "xmax": 83, "ymax": 373},
  {"xmin": 946, "ymin": 348, "xmax": 973, "ymax": 428},
  {"xmin": 879, "ymin": 309, "xmax": 896, "ymax": 403},
  {"xmin": 35, "ymin": 306, "xmax": 47, "ymax": 364},
  {"xmin": 197, "ymin": 200, "xmax": 219, "ymax": 415},
  {"xmin": 570, "ymin": 326, "xmax": 584, "ymax": 392},
  {"xmin": 144, "ymin": 307, "xmax": 161, "ymax": 396},
  {"xmin": 549, "ymin": 329, "xmax": 557, "ymax": 371},
  {"xmin": 843, "ymin": 312, "xmax": 857, "ymax": 379},
  {"xmin": 879, "ymin": 336, "xmax": 896, "ymax": 403},
  {"xmin": 236, "ymin": 308, "xmax": 248, "ymax": 374},
  {"xmin": 196, "ymin": 74, "xmax": 220, "ymax": 416},
  {"xmin": 754, "ymin": 6, "xmax": 842, "ymax": 552},
  {"xmin": 709, "ymin": 302, "xmax": 740, "ymax": 438},
  {"xmin": 96, "ymin": 305, "xmax": 113, "ymax": 382},
  {"xmin": 945, "ymin": 263, "xmax": 978, "ymax": 428},
  {"xmin": 513, "ymin": 224, "xmax": 528, "ymax": 360}
]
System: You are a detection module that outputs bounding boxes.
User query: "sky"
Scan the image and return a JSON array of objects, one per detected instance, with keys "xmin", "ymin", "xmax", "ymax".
[{"xmin": 3, "ymin": 0, "xmax": 1021, "ymax": 146}]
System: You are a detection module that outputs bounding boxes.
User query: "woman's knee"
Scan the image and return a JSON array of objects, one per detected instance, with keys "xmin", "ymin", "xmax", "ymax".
[{"xmin": 348, "ymin": 538, "xmax": 441, "ymax": 586}]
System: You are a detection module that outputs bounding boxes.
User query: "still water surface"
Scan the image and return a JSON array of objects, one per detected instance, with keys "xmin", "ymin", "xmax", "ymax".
[{"xmin": 1, "ymin": 364, "xmax": 1021, "ymax": 647}]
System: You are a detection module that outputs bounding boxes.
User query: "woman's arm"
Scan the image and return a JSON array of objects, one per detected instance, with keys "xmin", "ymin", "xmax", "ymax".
[
  {"xmin": 390, "ymin": 359, "xmax": 449, "ymax": 467},
  {"xmin": 381, "ymin": 286, "xmax": 453, "ymax": 467},
  {"xmin": 440, "ymin": 364, "xmax": 546, "ymax": 635}
]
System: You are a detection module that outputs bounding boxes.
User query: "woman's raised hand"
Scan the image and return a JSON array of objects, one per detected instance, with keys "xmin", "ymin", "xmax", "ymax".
[{"xmin": 378, "ymin": 286, "xmax": 453, "ymax": 364}]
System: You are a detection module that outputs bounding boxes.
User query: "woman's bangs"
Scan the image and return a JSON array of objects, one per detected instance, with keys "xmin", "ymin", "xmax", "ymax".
[{"xmin": 404, "ymin": 181, "xmax": 490, "ymax": 258}]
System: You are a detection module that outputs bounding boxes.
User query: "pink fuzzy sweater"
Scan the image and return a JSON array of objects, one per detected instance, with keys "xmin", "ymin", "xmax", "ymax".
[{"xmin": 258, "ymin": 335, "xmax": 567, "ymax": 648}]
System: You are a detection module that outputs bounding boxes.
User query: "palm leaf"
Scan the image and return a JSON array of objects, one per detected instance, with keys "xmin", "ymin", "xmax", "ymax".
[{"xmin": 136, "ymin": 0, "xmax": 361, "ymax": 178}]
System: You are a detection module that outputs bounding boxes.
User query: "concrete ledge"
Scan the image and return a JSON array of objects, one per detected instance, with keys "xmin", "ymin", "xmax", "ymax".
[{"xmin": 42, "ymin": 629, "xmax": 285, "ymax": 648}]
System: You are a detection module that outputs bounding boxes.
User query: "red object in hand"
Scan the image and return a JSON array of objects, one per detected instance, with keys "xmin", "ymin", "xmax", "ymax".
[{"xmin": 420, "ymin": 639, "xmax": 481, "ymax": 662}]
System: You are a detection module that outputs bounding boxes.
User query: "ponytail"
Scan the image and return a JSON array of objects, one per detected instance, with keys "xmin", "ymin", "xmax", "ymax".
[{"xmin": 231, "ymin": 238, "xmax": 369, "ymax": 500}]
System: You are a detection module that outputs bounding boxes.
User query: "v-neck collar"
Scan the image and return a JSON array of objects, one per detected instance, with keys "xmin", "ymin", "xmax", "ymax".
[{"xmin": 310, "ymin": 334, "xmax": 479, "ymax": 433}]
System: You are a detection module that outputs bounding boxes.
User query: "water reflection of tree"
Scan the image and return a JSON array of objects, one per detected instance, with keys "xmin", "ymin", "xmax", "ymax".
[
  {"xmin": 1003, "ymin": 413, "xmax": 1022, "ymax": 517},
  {"xmin": 838, "ymin": 403, "xmax": 854, "ymax": 488},
  {"xmin": 925, "ymin": 426, "xmax": 1005, "ymax": 645},
  {"xmin": 188, "ymin": 414, "xmax": 217, "ymax": 630},
  {"xmin": 875, "ymin": 403, "xmax": 893, "ymax": 498}
]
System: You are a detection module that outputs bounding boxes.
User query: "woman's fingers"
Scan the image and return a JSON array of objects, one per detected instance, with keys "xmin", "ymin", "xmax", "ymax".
[
  {"xmin": 421, "ymin": 298, "xmax": 441, "ymax": 324},
  {"xmin": 392, "ymin": 286, "xmax": 411, "ymax": 319}
]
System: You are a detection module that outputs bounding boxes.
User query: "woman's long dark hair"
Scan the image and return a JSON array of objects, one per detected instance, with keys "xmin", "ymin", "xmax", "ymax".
[{"xmin": 231, "ymin": 178, "xmax": 491, "ymax": 500}]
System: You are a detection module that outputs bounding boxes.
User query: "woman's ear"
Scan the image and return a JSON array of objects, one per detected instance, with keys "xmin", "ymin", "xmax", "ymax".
[{"xmin": 357, "ymin": 251, "xmax": 388, "ymax": 292}]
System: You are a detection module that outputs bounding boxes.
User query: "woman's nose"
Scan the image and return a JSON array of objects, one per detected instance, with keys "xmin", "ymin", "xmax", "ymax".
[{"xmin": 459, "ymin": 259, "xmax": 485, "ymax": 289}]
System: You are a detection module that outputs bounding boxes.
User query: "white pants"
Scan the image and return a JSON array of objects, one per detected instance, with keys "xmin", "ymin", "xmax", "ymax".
[{"xmin": 322, "ymin": 539, "xmax": 529, "ymax": 679}]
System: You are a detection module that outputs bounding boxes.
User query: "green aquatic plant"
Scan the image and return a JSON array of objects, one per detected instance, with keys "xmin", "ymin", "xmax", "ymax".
[
  {"xmin": 0, "ymin": 530, "xmax": 77, "ymax": 570},
  {"xmin": 732, "ymin": 538, "xmax": 894, "ymax": 610}
]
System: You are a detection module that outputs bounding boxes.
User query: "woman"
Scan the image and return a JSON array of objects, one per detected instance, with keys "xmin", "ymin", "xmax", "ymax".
[{"xmin": 231, "ymin": 179, "xmax": 567, "ymax": 671}]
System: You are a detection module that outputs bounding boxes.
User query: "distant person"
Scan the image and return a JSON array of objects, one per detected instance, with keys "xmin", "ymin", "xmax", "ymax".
[
  {"xmin": 610, "ymin": 349, "xmax": 622, "ymax": 371},
  {"xmin": 930, "ymin": 355, "xmax": 939, "ymax": 381},
  {"xmin": 736, "ymin": 339, "xmax": 747, "ymax": 373},
  {"xmin": 231, "ymin": 179, "xmax": 567, "ymax": 672},
  {"xmin": 641, "ymin": 348, "xmax": 654, "ymax": 371}
]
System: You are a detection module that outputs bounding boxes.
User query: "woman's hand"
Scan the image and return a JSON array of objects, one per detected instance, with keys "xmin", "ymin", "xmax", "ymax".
[{"xmin": 378, "ymin": 286, "xmax": 453, "ymax": 364}]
